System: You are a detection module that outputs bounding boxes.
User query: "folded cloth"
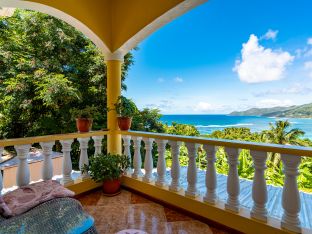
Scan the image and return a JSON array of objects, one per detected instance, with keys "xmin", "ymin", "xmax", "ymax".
[
  {"xmin": 1, "ymin": 180, "xmax": 74, "ymax": 217},
  {"xmin": 0, "ymin": 196, "xmax": 12, "ymax": 218}
]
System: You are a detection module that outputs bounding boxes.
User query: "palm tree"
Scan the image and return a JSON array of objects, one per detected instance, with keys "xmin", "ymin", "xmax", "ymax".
[{"xmin": 262, "ymin": 120, "xmax": 305, "ymax": 165}]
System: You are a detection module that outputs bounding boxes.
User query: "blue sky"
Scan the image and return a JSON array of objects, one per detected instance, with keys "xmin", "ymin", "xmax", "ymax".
[{"xmin": 124, "ymin": 0, "xmax": 312, "ymax": 114}]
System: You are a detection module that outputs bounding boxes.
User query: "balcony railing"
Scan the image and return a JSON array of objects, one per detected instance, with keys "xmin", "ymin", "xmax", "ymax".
[
  {"xmin": 0, "ymin": 130, "xmax": 311, "ymax": 234},
  {"xmin": 119, "ymin": 130, "xmax": 312, "ymax": 234},
  {"xmin": 0, "ymin": 131, "xmax": 108, "ymax": 194}
]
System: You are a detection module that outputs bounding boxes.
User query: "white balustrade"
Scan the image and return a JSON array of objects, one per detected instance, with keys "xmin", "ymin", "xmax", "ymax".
[
  {"xmin": 40, "ymin": 141, "xmax": 54, "ymax": 181},
  {"xmin": 132, "ymin": 137, "xmax": 142, "ymax": 179},
  {"xmin": 155, "ymin": 139, "xmax": 168, "ymax": 187},
  {"xmin": 60, "ymin": 140, "xmax": 74, "ymax": 185},
  {"xmin": 122, "ymin": 135, "xmax": 132, "ymax": 176},
  {"xmin": 0, "ymin": 129, "xmax": 309, "ymax": 233},
  {"xmin": 225, "ymin": 147, "xmax": 240, "ymax": 212},
  {"xmin": 203, "ymin": 144, "xmax": 217, "ymax": 204},
  {"xmin": 93, "ymin": 136, "xmax": 103, "ymax": 155},
  {"xmin": 78, "ymin": 138, "xmax": 90, "ymax": 179},
  {"xmin": 169, "ymin": 141, "xmax": 182, "ymax": 192},
  {"xmin": 143, "ymin": 138, "xmax": 154, "ymax": 183},
  {"xmin": 0, "ymin": 147, "xmax": 3, "ymax": 194},
  {"xmin": 15, "ymin": 144, "xmax": 31, "ymax": 187},
  {"xmin": 281, "ymin": 154, "xmax": 302, "ymax": 233},
  {"xmin": 185, "ymin": 143, "xmax": 199, "ymax": 197},
  {"xmin": 250, "ymin": 150, "xmax": 268, "ymax": 222}
]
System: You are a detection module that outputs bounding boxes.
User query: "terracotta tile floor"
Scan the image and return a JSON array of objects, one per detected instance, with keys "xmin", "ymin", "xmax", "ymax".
[{"xmin": 77, "ymin": 189, "xmax": 232, "ymax": 234}]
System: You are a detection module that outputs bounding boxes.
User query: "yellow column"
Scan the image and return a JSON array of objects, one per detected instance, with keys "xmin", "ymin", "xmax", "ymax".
[{"xmin": 106, "ymin": 60, "xmax": 122, "ymax": 154}]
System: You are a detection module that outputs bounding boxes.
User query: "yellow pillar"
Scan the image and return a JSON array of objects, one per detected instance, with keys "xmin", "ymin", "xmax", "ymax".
[{"xmin": 106, "ymin": 60, "xmax": 122, "ymax": 154}]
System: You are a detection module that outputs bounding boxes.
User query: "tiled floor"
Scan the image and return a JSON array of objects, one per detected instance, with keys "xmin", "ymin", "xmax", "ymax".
[{"xmin": 77, "ymin": 189, "xmax": 231, "ymax": 234}]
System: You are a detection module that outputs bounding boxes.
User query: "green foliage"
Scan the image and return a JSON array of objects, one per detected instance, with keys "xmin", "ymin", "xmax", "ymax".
[
  {"xmin": 70, "ymin": 106, "xmax": 99, "ymax": 119},
  {"xmin": 113, "ymin": 96, "xmax": 137, "ymax": 118},
  {"xmin": 205, "ymin": 122, "xmax": 312, "ymax": 192},
  {"xmin": 262, "ymin": 120, "xmax": 306, "ymax": 166},
  {"xmin": 86, "ymin": 153, "xmax": 130, "ymax": 182},
  {"xmin": 0, "ymin": 9, "xmax": 134, "ymax": 138},
  {"xmin": 164, "ymin": 122, "xmax": 200, "ymax": 136},
  {"xmin": 132, "ymin": 108, "xmax": 165, "ymax": 133},
  {"xmin": 262, "ymin": 120, "xmax": 305, "ymax": 145},
  {"xmin": 209, "ymin": 127, "xmax": 261, "ymax": 142}
]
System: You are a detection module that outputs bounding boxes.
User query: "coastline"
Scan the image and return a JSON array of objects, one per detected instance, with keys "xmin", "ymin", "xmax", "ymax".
[{"xmin": 160, "ymin": 114, "xmax": 312, "ymax": 139}]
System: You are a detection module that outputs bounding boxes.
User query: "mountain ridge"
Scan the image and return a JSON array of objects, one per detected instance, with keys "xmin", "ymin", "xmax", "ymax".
[{"xmin": 229, "ymin": 103, "xmax": 312, "ymax": 118}]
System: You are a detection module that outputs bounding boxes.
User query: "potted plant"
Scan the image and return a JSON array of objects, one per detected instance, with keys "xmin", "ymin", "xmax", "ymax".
[
  {"xmin": 70, "ymin": 106, "xmax": 98, "ymax": 132},
  {"xmin": 84, "ymin": 153, "xmax": 130, "ymax": 196},
  {"xmin": 113, "ymin": 95, "xmax": 137, "ymax": 130}
]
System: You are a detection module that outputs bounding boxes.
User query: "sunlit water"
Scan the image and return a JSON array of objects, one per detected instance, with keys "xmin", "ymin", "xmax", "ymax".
[{"xmin": 160, "ymin": 115, "xmax": 312, "ymax": 139}]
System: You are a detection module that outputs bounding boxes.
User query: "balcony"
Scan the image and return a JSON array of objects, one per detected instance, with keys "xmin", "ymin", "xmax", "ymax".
[
  {"xmin": 1, "ymin": 130, "xmax": 311, "ymax": 234},
  {"xmin": 1, "ymin": 1, "xmax": 312, "ymax": 233}
]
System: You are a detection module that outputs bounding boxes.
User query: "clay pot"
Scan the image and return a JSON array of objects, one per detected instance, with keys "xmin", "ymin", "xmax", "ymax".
[
  {"xmin": 117, "ymin": 117, "xmax": 132, "ymax": 130},
  {"xmin": 76, "ymin": 118, "xmax": 93, "ymax": 132},
  {"xmin": 102, "ymin": 179, "xmax": 121, "ymax": 195}
]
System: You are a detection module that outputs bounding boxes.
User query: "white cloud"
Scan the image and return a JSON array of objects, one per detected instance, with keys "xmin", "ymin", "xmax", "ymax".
[
  {"xmin": 145, "ymin": 99, "xmax": 174, "ymax": 112},
  {"xmin": 233, "ymin": 34, "xmax": 294, "ymax": 83},
  {"xmin": 304, "ymin": 61, "xmax": 312, "ymax": 78},
  {"xmin": 256, "ymin": 99, "xmax": 293, "ymax": 108},
  {"xmin": 174, "ymin": 77, "xmax": 183, "ymax": 83},
  {"xmin": 254, "ymin": 83, "xmax": 312, "ymax": 97},
  {"xmin": 193, "ymin": 102, "xmax": 227, "ymax": 113},
  {"xmin": 262, "ymin": 29, "xmax": 278, "ymax": 40},
  {"xmin": 157, "ymin": 78, "xmax": 164, "ymax": 83},
  {"xmin": 194, "ymin": 102, "xmax": 213, "ymax": 111},
  {"xmin": 308, "ymin": 38, "xmax": 312, "ymax": 45}
]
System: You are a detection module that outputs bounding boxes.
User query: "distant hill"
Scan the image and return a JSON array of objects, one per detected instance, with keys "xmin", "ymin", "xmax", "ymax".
[{"xmin": 229, "ymin": 103, "xmax": 312, "ymax": 118}]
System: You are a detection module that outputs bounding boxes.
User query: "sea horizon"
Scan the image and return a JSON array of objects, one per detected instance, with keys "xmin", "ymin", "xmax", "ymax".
[{"xmin": 160, "ymin": 114, "xmax": 312, "ymax": 139}]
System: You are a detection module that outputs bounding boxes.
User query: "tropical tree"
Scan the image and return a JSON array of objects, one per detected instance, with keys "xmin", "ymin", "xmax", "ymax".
[
  {"xmin": 0, "ymin": 9, "xmax": 134, "ymax": 138},
  {"xmin": 164, "ymin": 122, "xmax": 200, "ymax": 136},
  {"xmin": 262, "ymin": 120, "xmax": 305, "ymax": 165},
  {"xmin": 262, "ymin": 120, "xmax": 305, "ymax": 145}
]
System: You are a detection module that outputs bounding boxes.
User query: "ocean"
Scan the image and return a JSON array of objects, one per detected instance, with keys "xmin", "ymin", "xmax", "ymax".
[{"xmin": 160, "ymin": 115, "xmax": 312, "ymax": 139}]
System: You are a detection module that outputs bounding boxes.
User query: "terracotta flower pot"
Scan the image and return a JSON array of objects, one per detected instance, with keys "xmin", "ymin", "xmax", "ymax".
[
  {"xmin": 76, "ymin": 118, "xmax": 93, "ymax": 132},
  {"xmin": 102, "ymin": 179, "xmax": 121, "ymax": 195},
  {"xmin": 117, "ymin": 117, "xmax": 132, "ymax": 130}
]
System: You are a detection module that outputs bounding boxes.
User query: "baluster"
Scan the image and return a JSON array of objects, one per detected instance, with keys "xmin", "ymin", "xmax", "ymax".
[
  {"xmin": 225, "ymin": 147, "xmax": 240, "ymax": 212},
  {"xmin": 281, "ymin": 154, "xmax": 301, "ymax": 233},
  {"xmin": 60, "ymin": 140, "xmax": 74, "ymax": 185},
  {"xmin": 122, "ymin": 135, "xmax": 132, "ymax": 176},
  {"xmin": 0, "ymin": 147, "xmax": 3, "ymax": 194},
  {"xmin": 78, "ymin": 138, "xmax": 90, "ymax": 179},
  {"xmin": 169, "ymin": 141, "xmax": 182, "ymax": 192},
  {"xmin": 250, "ymin": 150, "xmax": 268, "ymax": 222},
  {"xmin": 155, "ymin": 139, "xmax": 168, "ymax": 187},
  {"xmin": 93, "ymin": 136, "xmax": 103, "ymax": 155},
  {"xmin": 143, "ymin": 138, "xmax": 154, "ymax": 183},
  {"xmin": 40, "ymin": 141, "xmax": 54, "ymax": 181},
  {"xmin": 15, "ymin": 144, "xmax": 31, "ymax": 187},
  {"xmin": 132, "ymin": 137, "xmax": 142, "ymax": 179},
  {"xmin": 203, "ymin": 144, "xmax": 217, "ymax": 204},
  {"xmin": 185, "ymin": 143, "xmax": 199, "ymax": 197}
]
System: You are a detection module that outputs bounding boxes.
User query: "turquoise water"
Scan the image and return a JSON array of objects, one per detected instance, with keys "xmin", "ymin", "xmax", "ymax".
[{"xmin": 160, "ymin": 115, "xmax": 312, "ymax": 139}]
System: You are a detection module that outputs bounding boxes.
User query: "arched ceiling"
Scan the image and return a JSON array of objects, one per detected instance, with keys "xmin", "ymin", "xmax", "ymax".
[{"xmin": 1, "ymin": 0, "xmax": 207, "ymax": 58}]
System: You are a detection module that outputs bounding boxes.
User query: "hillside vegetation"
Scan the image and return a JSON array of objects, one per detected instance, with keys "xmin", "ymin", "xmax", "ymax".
[{"xmin": 230, "ymin": 103, "xmax": 312, "ymax": 118}]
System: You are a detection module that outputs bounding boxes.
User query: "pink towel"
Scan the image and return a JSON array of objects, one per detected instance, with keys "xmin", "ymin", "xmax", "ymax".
[{"xmin": 1, "ymin": 180, "xmax": 75, "ymax": 217}]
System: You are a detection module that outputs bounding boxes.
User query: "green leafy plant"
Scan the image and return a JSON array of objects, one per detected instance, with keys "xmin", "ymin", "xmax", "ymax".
[
  {"xmin": 70, "ymin": 106, "xmax": 99, "ymax": 119},
  {"xmin": 113, "ymin": 96, "xmax": 137, "ymax": 118},
  {"xmin": 85, "ymin": 153, "xmax": 130, "ymax": 182}
]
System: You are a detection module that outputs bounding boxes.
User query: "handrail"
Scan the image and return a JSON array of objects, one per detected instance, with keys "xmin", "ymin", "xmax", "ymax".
[
  {"xmin": 117, "ymin": 130, "xmax": 312, "ymax": 157},
  {"xmin": 0, "ymin": 130, "xmax": 109, "ymax": 147}
]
